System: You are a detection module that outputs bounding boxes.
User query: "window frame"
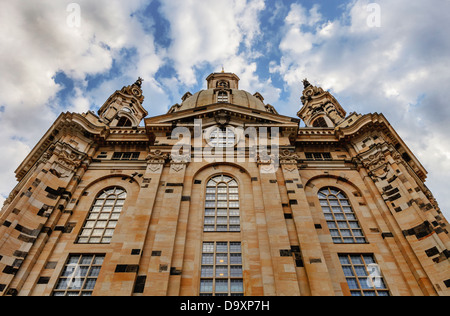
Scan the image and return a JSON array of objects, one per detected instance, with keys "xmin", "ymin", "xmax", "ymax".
[
  {"xmin": 338, "ymin": 254, "xmax": 390, "ymax": 296},
  {"xmin": 312, "ymin": 117, "xmax": 328, "ymax": 128},
  {"xmin": 52, "ymin": 254, "xmax": 105, "ymax": 296},
  {"xmin": 200, "ymin": 241, "xmax": 244, "ymax": 296},
  {"xmin": 112, "ymin": 152, "xmax": 140, "ymax": 161},
  {"xmin": 217, "ymin": 91, "xmax": 229, "ymax": 103},
  {"xmin": 76, "ymin": 187, "xmax": 127, "ymax": 244},
  {"xmin": 318, "ymin": 187, "xmax": 367, "ymax": 244},
  {"xmin": 305, "ymin": 152, "xmax": 332, "ymax": 161},
  {"xmin": 203, "ymin": 175, "xmax": 240, "ymax": 233},
  {"xmin": 207, "ymin": 127, "xmax": 236, "ymax": 148}
]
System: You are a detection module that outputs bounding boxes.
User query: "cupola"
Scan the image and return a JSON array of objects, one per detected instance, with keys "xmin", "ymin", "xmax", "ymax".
[
  {"xmin": 297, "ymin": 79, "xmax": 346, "ymax": 128},
  {"xmin": 98, "ymin": 78, "xmax": 148, "ymax": 127}
]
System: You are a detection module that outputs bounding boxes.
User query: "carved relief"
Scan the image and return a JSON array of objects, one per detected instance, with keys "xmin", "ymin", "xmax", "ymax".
[
  {"xmin": 279, "ymin": 150, "xmax": 301, "ymax": 165},
  {"xmin": 146, "ymin": 150, "xmax": 169, "ymax": 164},
  {"xmin": 257, "ymin": 150, "xmax": 279, "ymax": 174},
  {"xmin": 360, "ymin": 150, "xmax": 390, "ymax": 179},
  {"xmin": 49, "ymin": 143, "xmax": 86, "ymax": 178}
]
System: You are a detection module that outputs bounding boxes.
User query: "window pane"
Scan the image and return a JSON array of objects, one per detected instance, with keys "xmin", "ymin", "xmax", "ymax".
[
  {"xmin": 339, "ymin": 254, "xmax": 390, "ymax": 296},
  {"xmin": 215, "ymin": 280, "xmax": 228, "ymax": 293},
  {"xmin": 319, "ymin": 187, "xmax": 366, "ymax": 244},
  {"xmin": 230, "ymin": 266, "xmax": 243, "ymax": 277},
  {"xmin": 216, "ymin": 266, "xmax": 228, "ymax": 278},
  {"xmin": 216, "ymin": 242, "xmax": 228, "ymax": 253},
  {"xmin": 200, "ymin": 280, "xmax": 213, "ymax": 293},
  {"xmin": 78, "ymin": 188, "xmax": 126, "ymax": 244},
  {"xmin": 231, "ymin": 280, "xmax": 244, "ymax": 293},
  {"xmin": 347, "ymin": 278, "xmax": 359, "ymax": 289},
  {"xmin": 216, "ymin": 254, "xmax": 228, "ymax": 265},
  {"xmin": 201, "ymin": 266, "xmax": 213, "ymax": 277},
  {"xmin": 202, "ymin": 254, "xmax": 214, "ymax": 264},
  {"xmin": 200, "ymin": 242, "xmax": 244, "ymax": 296},
  {"xmin": 53, "ymin": 255, "xmax": 104, "ymax": 296}
]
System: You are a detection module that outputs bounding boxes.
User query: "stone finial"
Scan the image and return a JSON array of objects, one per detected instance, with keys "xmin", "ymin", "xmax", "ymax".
[
  {"xmin": 302, "ymin": 78, "xmax": 311, "ymax": 89},
  {"xmin": 135, "ymin": 77, "xmax": 144, "ymax": 88}
]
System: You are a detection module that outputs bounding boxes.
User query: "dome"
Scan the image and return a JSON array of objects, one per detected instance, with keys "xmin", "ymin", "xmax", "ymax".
[
  {"xmin": 169, "ymin": 72, "xmax": 276, "ymax": 114},
  {"xmin": 177, "ymin": 89, "xmax": 267, "ymax": 112}
]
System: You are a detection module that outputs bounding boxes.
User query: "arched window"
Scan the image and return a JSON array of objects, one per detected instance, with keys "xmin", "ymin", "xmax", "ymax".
[
  {"xmin": 77, "ymin": 187, "xmax": 127, "ymax": 244},
  {"xmin": 312, "ymin": 117, "xmax": 328, "ymax": 128},
  {"xmin": 117, "ymin": 117, "xmax": 132, "ymax": 127},
  {"xmin": 217, "ymin": 81, "xmax": 229, "ymax": 88},
  {"xmin": 318, "ymin": 187, "xmax": 366, "ymax": 244},
  {"xmin": 217, "ymin": 91, "xmax": 229, "ymax": 103},
  {"xmin": 208, "ymin": 127, "xmax": 235, "ymax": 148},
  {"xmin": 204, "ymin": 175, "xmax": 240, "ymax": 232}
]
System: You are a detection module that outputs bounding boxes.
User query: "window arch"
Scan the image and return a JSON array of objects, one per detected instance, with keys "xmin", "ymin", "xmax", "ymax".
[
  {"xmin": 117, "ymin": 117, "xmax": 132, "ymax": 127},
  {"xmin": 208, "ymin": 127, "xmax": 236, "ymax": 148},
  {"xmin": 217, "ymin": 91, "xmax": 229, "ymax": 103},
  {"xmin": 204, "ymin": 175, "xmax": 240, "ymax": 232},
  {"xmin": 77, "ymin": 187, "xmax": 127, "ymax": 244},
  {"xmin": 318, "ymin": 187, "xmax": 366, "ymax": 244},
  {"xmin": 312, "ymin": 117, "xmax": 328, "ymax": 128},
  {"xmin": 217, "ymin": 81, "xmax": 229, "ymax": 88}
]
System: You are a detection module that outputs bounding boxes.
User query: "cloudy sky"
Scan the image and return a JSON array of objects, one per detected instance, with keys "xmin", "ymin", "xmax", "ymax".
[{"xmin": 0, "ymin": 0, "xmax": 449, "ymax": 220}]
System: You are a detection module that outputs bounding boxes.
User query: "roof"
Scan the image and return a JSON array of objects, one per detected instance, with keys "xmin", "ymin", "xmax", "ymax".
[{"xmin": 175, "ymin": 88, "xmax": 268, "ymax": 112}]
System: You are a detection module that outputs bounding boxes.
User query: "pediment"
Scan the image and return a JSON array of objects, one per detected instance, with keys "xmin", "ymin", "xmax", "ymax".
[{"xmin": 145, "ymin": 103, "xmax": 299, "ymax": 129}]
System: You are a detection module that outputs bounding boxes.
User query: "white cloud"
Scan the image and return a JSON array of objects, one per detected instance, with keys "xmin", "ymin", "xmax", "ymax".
[
  {"xmin": 273, "ymin": 0, "xmax": 450, "ymax": 219},
  {"xmin": 159, "ymin": 0, "xmax": 265, "ymax": 86},
  {"xmin": 0, "ymin": 0, "xmax": 162, "ymax": 196}
]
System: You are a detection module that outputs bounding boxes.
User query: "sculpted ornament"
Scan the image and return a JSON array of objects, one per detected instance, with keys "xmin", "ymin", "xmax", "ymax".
[
  {"xmin": 257, "ymin": 150, "xmax": 279, "ymax": 174},
  {"xmin": 279, "ymin": 150, "xmax": 301, "ymax": 165},
  {"xmin": 360, "ymin": 150, "xmax": 389, "ymax": 179},
  {"xmin": 146, "ymin": 150, "xmax": 169, "ymax": 164},
  {"xmin": 50, "ymin": 143, "xmax": 86, "ymax": 178}
]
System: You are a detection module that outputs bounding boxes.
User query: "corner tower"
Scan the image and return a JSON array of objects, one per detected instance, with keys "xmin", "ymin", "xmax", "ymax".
[
  {"xmin": 98, "ymin": 78, "xmax": 148, "ymax": 127},
  {"xmin": 297, "ymin": 79, "xmax": 346, "ymax": 127}
]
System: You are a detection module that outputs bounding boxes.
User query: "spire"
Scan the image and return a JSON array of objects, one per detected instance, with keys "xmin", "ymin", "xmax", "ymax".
[
  {"xmin": 298, "ymin": 79, "xmax": 346, "ymax": 128},
  {"xmin": 135, "ymin": 77, "xmax": 144, "ymax": 88},
  {"xmin": 97, "ymin": 77, "xmax": 148, "ymax": 127},
  {"xmin": 302, "ymin": 78, "xmax": 311, "ymax": 89}
]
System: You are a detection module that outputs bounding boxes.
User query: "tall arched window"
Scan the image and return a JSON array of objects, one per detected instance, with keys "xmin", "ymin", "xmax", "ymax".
[
  {"xmin": 318, "ymin": 187, "xmax": 366, "ymax": 244},
  {"xmin": 77, "ymin": 187, "xmax": 127, "ymax": 244},
  {"xmin": 204, "ymin": 175, "xmax": 240, "ymax": 232}
]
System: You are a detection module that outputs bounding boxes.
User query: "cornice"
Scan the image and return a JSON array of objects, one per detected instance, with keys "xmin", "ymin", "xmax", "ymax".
[{"xmin": 15, "ymin": 112, "xmax": 109, "ymax": 181}]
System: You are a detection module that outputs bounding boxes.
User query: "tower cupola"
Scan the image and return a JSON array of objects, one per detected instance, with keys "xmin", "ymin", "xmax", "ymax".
[
  {"xmin": 297, "ymin": 79, "xmax": 346, "ymax": 128},
  {"xmin": 98, "ymin": 78, "xmax": 148, "ymax": 127}
]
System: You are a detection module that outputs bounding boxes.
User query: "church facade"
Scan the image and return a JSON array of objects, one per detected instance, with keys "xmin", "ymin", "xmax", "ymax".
[{"xmin": 0, "ymin": 72, "xmax": 448, "ymax": 296}]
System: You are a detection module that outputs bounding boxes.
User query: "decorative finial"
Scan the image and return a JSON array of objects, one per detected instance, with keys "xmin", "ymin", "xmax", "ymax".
[
  {"xmin": 302, "ymin": 78, "xmax": 311, "ymax": 89},
  {"xmin": 221, "ymin": 66, "xmax": 225, "ymax": 73},
  {"xmin": 135, "ymin": 77, "xmax": 144, "ymax": 88}
]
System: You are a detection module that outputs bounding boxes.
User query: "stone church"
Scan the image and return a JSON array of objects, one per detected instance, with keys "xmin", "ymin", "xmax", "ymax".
[{"xmin": 0, "ymin": 71, "xmax": 448, "ymax": 296}]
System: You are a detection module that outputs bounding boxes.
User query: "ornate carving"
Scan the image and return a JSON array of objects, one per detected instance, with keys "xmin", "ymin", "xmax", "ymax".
[
  {"xmin": 49, "ymin": 143, "xmax": 86, "ymax": 178},
  {"xmin": 170, "ymin": 163, "xmax": 186, "ymax": 173},
  {"xmin": 301, "ymin": 82, "xmax": 325, "ymax": 105},
  {"xmin": 279, "ymin": 150, "xmax": 301, "ymax": 165},
  {"xmin": 120, "ymin": 78, "xmax": 144, "ymax": 103},
  {"xmin": 147, "ymin": 164, "xmax": 162, "ymax": 173},
  {"xmin": 146, "ymin": 150, "xmax": 169, "ymax": 164},
  {"xmin": 265, "ymin": 104, "xmax": 278, "ymax": 114},
  {"xmin": 214, "ymin": 111, "xmax": 231, "ymax": 127},
  {"xmin": 257, "ymin": 150, "xmax": 275, "ymax": 165},
  {"xmin": 359, "ymin": 149, "xmax": 390, "ymax": 179}
]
